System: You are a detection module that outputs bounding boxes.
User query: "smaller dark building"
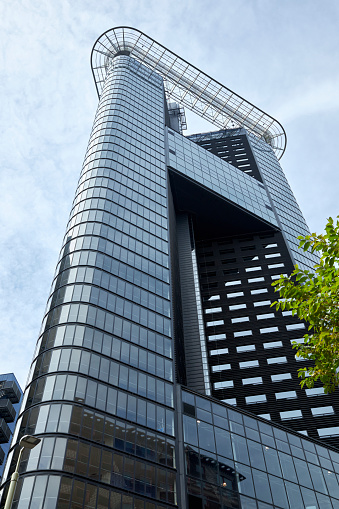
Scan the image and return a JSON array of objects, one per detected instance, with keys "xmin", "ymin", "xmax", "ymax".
[{"xmin": 0, "ymin": 374, "xmax": 23, "ymax": 482}]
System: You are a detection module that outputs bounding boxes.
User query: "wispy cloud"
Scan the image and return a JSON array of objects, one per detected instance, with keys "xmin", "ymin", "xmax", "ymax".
[{"xmin": 277, "ymin": 78, "xmax": 339, "ymax": 123}]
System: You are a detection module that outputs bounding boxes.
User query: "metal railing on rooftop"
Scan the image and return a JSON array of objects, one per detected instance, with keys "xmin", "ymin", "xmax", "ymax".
[{"xmin": 91, "ymin": 27, "xmax": 287, "ymax": 159}]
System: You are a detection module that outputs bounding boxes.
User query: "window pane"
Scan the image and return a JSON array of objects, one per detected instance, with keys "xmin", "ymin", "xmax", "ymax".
[
  {"xmin": 43, "ymin": 476, "xmax": 61, "ymax": 509},
  {"xmin": 252, "ymin": 469, "xmax": 272, "ymax": 504},
  {"xmin": 183, "ymin": 415, "xmax": 198, "ymax": 447},
  {"xmin": 30, "ymin": 475, "xmax": 48, "ymax": 509},
  {"xmin": 197, "ymin": 421, "xmax": 215, "ymax": 452}
]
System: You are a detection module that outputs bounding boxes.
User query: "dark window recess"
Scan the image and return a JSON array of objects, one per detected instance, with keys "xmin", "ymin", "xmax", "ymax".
[
  {"xmin": 189, "ymin": 132, "xmax": 263, "ymax": 182},
  {"xmin": 243, "ymin": 255, "xmax": 258, "ymax": 261},
  {"xmin": 224, "ymin": 268, "xmax": 239, "ymax": 275},
  {"xmin": 200, "ymin": 272, "xmax": 217, "ymax": 278},
  {"xmin": 199, "ymin": 262, "xmax": 215, "ymax": 268},
  {"xmin": 202, "ymin": 282, "xmax": 218, "ymax": 289},
  {"xmin": 266, "ymin": 205, "xmax": 273, "ymax": 211},
  {"xmin": 169, "ymin": 149, "xmax": 176, "ymax": 155},
  {"xmin": 220, "ymin": 248, "xmax": 235, "ymax": 254},
  {"xmin": 218, "ymin": 240, "xmax": 232, "ymax": 246},
  {"xmin": 188, "ymin": 495, "xmax": 203, "ymax": 509},
  {"xmin": 183, "ymin": 403, "xmax": 196, "ymax": 417},
  {"xmin": 259, "ymin": 233, "xmax": 274, "ymax": 239},
  {"xmin": 240, "ymin": 236, "xmax": 254, "ymax": 242},
  {"xmin": 241, "ymin": 245, "xmax": 255, "ymax": 251},
  {"xmin": 222, "ymin": 258, "xmax": 237, "ymax": 264}
]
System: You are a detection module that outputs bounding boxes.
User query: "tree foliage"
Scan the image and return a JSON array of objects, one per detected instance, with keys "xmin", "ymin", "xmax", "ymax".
[{"xmin": 272, "ymin": 216, "xmax": 339, "ymax": 393}]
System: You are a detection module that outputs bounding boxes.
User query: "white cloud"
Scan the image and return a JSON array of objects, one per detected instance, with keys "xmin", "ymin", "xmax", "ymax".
[{"xmin": 277, "ymin": 78, "xmax": 339, "ymax": 123}]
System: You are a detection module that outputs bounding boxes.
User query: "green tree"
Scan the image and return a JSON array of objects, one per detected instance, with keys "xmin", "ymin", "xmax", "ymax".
[{"xmin": 272, "ymin": 216, "xmax": 339, "ymax": 393}]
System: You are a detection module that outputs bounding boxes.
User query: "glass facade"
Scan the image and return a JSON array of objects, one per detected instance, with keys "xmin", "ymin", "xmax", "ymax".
[
  {"xmin": 182, "ymin": 390, "xmax": 339, "ymax": 509},
  {"xmin": 1, "ymin": 28, "xmax": 338, "ymax": 509},
  {"xmin": 180, "ymin": 129, "xmax": 339, "ymax": 444},
  {"xmin": 1, "ymin": 55, "xmax": 177, "ymax": 508},
  {"xmin": 247, "ymin": 132, "xmax": 318, "ymax": 270},
  {"xmin": 168, "ymin": 130, "xmax": 278, "ymax": 228}
]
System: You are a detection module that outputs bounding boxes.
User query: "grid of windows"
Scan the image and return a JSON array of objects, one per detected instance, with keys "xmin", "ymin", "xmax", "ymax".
[
  {"xmin": 247, "ymin": 132, "xmax": 318, "ymax": 271},
  {"xmin": 196, "ymin": 228, "xmax": 339, "ymax": 444},
  {"xmin": 183, "ymin": 390, "xmax": 339, "ymax": 509},
  {"xmin": 168, "ymin": 130, "xmax": 278, "ymax": 227},
  {"xmin": 11, "ymin": 434, "xmax": 176, "ymax": 505},
  {"xmin": 11, "ymin": 474, "xmax": 174, "ymax": 509},
  {"xmin": 4, "ymin": 55, "xmax": 177, "ymax": 508}
]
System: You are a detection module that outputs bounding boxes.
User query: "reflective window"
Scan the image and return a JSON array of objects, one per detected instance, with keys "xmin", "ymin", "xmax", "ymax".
[
  {"xmin": 210, "ymin": 348, "xmax": 229, "ymax": 356},
  {"xmin": 246, "ymin": 395, "xmax": 266, "ymax": 404},
  {"xmin": 242, "ymin": 377, "xmax": 263, "ymax": 386},
  {"xmin": 311, "ymin": 406, "xmax": 334, "ymax": 416},
  {"xmin": 253, "ymin": 300, "xmax": 271, "ymax": 307},
  {"xmin": 204, "ymin": 307, "xmax": 222, "ymax": 314},
  {"xmin": 214, "ymin": 381, "xmax": 234, "ymax": 389},
  {"xmin": 251, "ymin": 288, "xmax": 268, "ymax": 295},
  {"xmin": 305, "ymin": 387, "xmax": 325, "ymax": 397},
  {"xmin": 237, "ymin": 345, "xmax": 255, "ymax": 353},
  {"xmin": 260, "ymin": 326, "xmax": 279, "ymax": 334},
  {"xmin": 211, "ymin": 364, "xmax": 231, "ymax": 372},
  {"xmin": 208, "ymin": 333, "xmax": 226, "ymax": 341},
  {"xmin": 227, "ymin": 291, "xmax": 244, "ymax": 298},
  {"xmin": 276, "ymin": 391, "xmax": 297, "ymax": 400},
  {"xmin": 264, "ymin": 341, "xmax": 283, "ymax": 349},
  {"xmin": 318, "ymin": 427, "xmax": 339, "ymax": 438},
  {"xmin": 268, "ymin": 263, "xmax": 284, "ymax": 269},
  {"xmin": 280, "ymin": 410, "xmax": 303, "ymax": 420},
  {"xmin": 271, "ymin": 373, "xmax": 292, "ymax": 384},
  {"xmin": 232, "ymin": 316, "xmax": 250, "ymax": 324},
  {"xmin": 206, "ymin": 319, "xmax": 224, "ymax": 327},
  {"xmin": 234, "ymin": 330, "xmax": 252, "ymax": 338},
  {"xmin": 286, "ymin": 323, "xmax": 305, "ymax": 331},
  {"xmin": 229, "ymin": 303, "xmax": 247, "ymax": 311},
  {"xmin": 239, "ymin": 360, "xmax": 259, "ymax": 369},
  {"xmin": 256, "ymin": 313, "xmax": 275, "ymax": 320},
  {"xmin": 225, "ymin": 280, "xmax": 242, "ymax": 287}
]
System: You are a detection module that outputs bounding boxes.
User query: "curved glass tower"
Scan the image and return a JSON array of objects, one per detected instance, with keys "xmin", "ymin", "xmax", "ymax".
[{"xmin": 1, "ymin": 27, "xmax": 339, "ymax": 509}]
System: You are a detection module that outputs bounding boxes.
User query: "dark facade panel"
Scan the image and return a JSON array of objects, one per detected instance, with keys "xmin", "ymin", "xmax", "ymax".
[
  {"xmin": 189, "ymin": 130, "xmax": 263, "ymax": 182},
  {"xmin": 0, "ymin": 400, "xmax": 16, "ymax": 423},
  {"xmin": 176, "ymin": 214, "xmax": 206, "ymax": 395},
  {"xmin": 0, "ymin": 379, "xmax": 21, "ymax": 404},
  {"xmin": 0, "ymin": 373, "xmax": 22, "ymax": 482},
  {"xmin": 0, "ymin": 420, "xmax": 10, "ymax": 444}
]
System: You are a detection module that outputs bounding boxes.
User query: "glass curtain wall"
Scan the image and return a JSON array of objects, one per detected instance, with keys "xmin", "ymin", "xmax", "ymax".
[{"xmin": 1, "ymin": 56, "xmax": 177, "ymax": 509}]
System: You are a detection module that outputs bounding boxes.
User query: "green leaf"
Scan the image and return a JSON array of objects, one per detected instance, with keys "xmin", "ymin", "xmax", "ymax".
[{"xmin": 271, "ymin": 216, "xmax": 339, "ymax": 394}]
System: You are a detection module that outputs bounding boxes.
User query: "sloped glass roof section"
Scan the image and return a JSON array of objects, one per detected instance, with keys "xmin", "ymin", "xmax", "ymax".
[
  {"xmin": 91, "ymin": 27, "xmax": 287, "ymax": 159},
  {"xmin": 168, "ymin": 128, "xmax": 278, "ymax": 231}
]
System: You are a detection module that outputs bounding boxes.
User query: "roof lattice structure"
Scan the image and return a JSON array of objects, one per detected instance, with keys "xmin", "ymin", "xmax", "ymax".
[{"xmin": 91, "ymin": 27, "xmax": 287, "ymax": 159}]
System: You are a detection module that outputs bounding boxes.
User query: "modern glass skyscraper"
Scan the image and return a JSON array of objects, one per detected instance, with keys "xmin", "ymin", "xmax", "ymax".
[{"xmin": 1, "ymin": 27, "xmax": 339, "ymax": 509}]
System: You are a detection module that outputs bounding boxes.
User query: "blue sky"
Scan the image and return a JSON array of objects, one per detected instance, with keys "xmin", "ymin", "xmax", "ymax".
[{"xmin": 1, "ymin": 0, "xmax": 338, "ymax": 387}]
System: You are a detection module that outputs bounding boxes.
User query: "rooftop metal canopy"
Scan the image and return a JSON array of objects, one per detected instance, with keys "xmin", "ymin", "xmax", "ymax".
[{"xmin": 91, "ymin": 27, "xmax": 287, "ymax": 159}]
